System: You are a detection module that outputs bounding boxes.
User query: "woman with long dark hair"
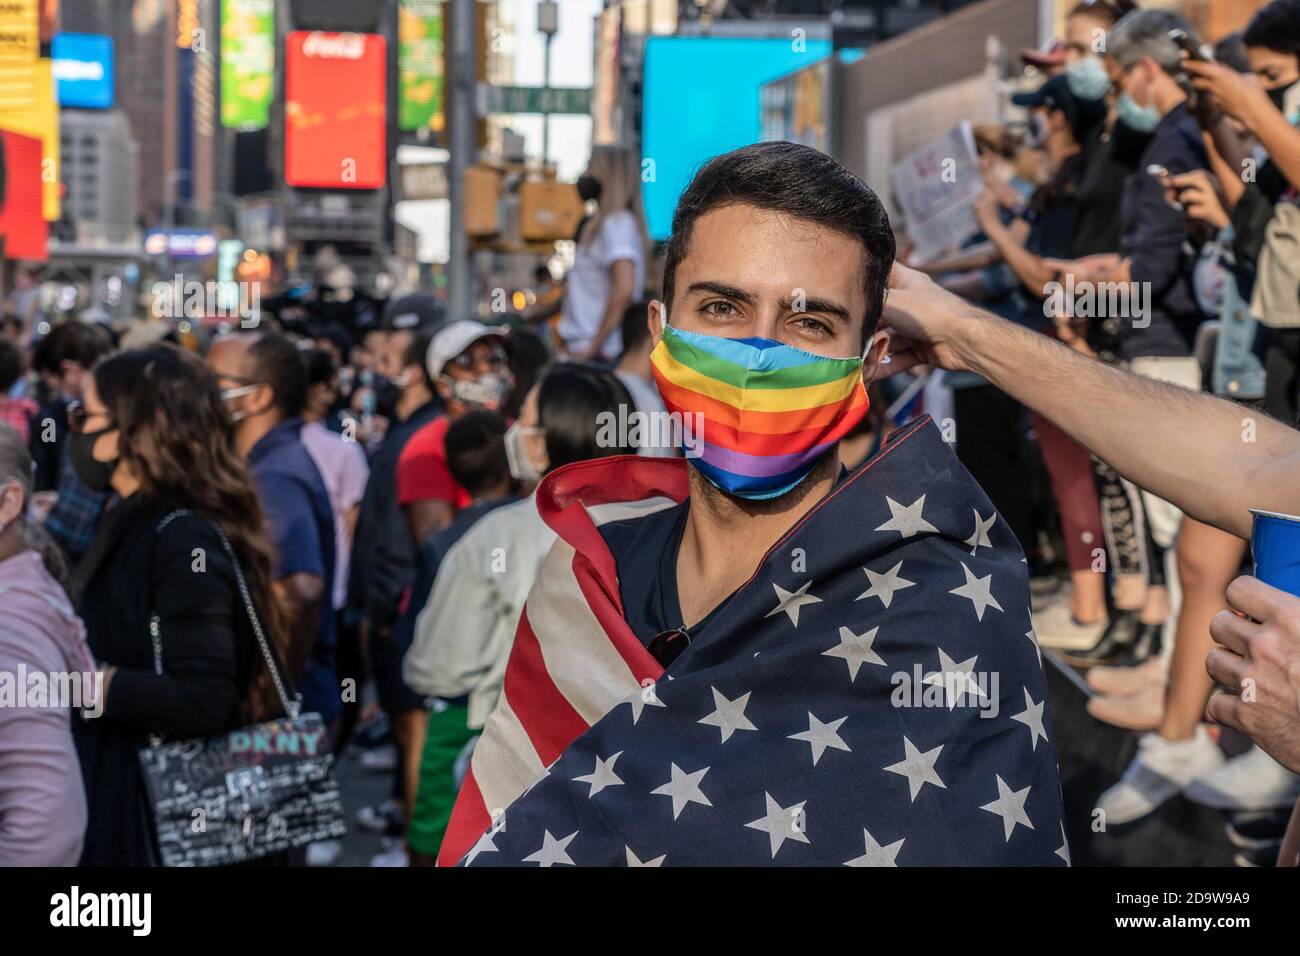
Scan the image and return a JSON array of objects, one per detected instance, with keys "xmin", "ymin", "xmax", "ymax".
[{"xmin": 70, "ymin": 344, "xmax": 290, "ymax": 865}]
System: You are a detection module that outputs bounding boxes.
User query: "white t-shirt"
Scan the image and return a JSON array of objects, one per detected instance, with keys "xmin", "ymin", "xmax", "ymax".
[{"xmin": 558, "ymin": 209, "xmax": 646, "ymax": 360}]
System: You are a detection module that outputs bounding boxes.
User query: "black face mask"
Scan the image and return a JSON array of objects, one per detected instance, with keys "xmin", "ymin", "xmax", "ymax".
[
  {"xmin": 1268, "ymin": 77, "xmax": 1298, "ymax": 114},
  {"xmin": 69, "ymin": 427, "xmax": 118, "ymax": 493},
  {"xmin": 576, "ymin": 175, "xmax": 602, "ymax": 202}
]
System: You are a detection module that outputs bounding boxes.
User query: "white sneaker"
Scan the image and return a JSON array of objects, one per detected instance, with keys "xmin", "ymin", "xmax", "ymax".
[
  {"xmin": 306, "ymin": 839, "xmax": 343, "ymax": 867},
  {"xmin": 1184, "ymin": 746, "xmax": 1300, "ymax": 812},
  {"xmin": 1096, "ymin": 727, "xmax": 1225, "ymax": 826},
  {"xmin": 369, "ymin": 839, "xmax": 409, "ymax": 867}
]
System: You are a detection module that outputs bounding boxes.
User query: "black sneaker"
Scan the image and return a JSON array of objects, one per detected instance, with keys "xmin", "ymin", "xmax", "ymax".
[
  {"xmin": 1063, "ymin": 609, "xmax": 1140, "ymax": 666},
  {"xmin": 1226, "ymin": 809, "xmax": 1293, "ymax": 850}
]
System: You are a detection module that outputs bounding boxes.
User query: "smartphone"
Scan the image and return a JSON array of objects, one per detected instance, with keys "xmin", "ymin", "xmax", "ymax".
[
  {"xmin": 1168, "ymin": 29, "xmax": 1213, "ymax": 65},
  {"xmin": 1146, "ymin": 164, "xmax": 1184, "ymax": 210}
]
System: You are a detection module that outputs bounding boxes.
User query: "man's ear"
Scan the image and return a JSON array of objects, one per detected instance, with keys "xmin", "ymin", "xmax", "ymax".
[
  {"xmin": 0, "ymin": 481, "xmax": 23, "ymax": 529},
  {"xmin": 860, "ymin": 330, "xmax": 891, "ymax": 382},
  {"xmin": 648, "ymin": 299, "xmax": 667, "ymax": 349}
]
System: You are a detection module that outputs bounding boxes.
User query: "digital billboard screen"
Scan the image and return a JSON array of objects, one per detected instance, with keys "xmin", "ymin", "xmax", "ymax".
[
  {"xmin": 284, "ymin": 31, "xmax": 386, "ymax": 189},
  {"xmin": 398, "ymin": 0, "xmax": 444, "ymax": 132},
  {"xmin": 220, "ymin": 0, "xmax": 274, "ymax": 129},
  {"xmin": 52, "ymin": 32, "xmax": 113, "ymax": 109},
  {"xmin": 641, "ymin": 37, "xmax": 831, "ymax": 240}
]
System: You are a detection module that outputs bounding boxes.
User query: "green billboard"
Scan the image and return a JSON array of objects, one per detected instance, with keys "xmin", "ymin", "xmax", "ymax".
[
  {"xmin": 399, "ymin": 0, "xmax": 445, "ymax": 132},
  {"xmin": 220, "ymin": 0, "xmax": 274, "ymax": 130}
]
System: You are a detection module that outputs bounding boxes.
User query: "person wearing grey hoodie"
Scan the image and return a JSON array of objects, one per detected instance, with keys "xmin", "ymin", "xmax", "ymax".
[{"xmin": 0, "ymin": 423, "xmax": 94, "ymax": 866}]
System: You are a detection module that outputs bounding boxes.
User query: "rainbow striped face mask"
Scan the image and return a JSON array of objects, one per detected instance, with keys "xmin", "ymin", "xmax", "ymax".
[{"xmin": 650, "ymin": 316, "xmax": 870, "ymax": 500}]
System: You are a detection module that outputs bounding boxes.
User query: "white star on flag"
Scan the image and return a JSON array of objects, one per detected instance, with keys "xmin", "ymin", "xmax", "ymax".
[
  {"xmin": 856, "ymin": 560, "xmax": 915, "ymax": 607},
  {"xmin": 464, "ymin": 827, "xmax": 499, "ymax": 866},
  {"xmin": 651, "ymin": 763, "xmax": 713, "ymax": 819},
  {"xmin": 875, "ymin": 494, "xmax": 940, "ymax": 538},
  {"xmin": 1055, "ymin": 823, "xmax": 1071, "ymax": 865},
  {"xmin": 964, "ymin": 509, "xmax": 996, "ymax": 554},
  {"xmin": 625, "ymin": 846, "xmax": 667, "ymax": 867},
  {"xmin": 1011, "ymin": 687, "xmax": 1049, "ymax": 751},
  {"xmin": 788, "ymin": 712, "xmax": 851, "ymax": 766},
  {"xmin": 624, "ymin": 681, "xmax": 666, "ymax": 724},
  {"xmin": 522, "ymin": 829, "xmax": 578, "ymax": 867},
  {"xmin": 697, "ymin": 687, "xmax": 758, "ymax": 743},
  {"xmin": 822, "ymin": 624, "xmax": 886, "ymax": 680},
  {"xmin": 980, "ymin": 775, "xmax": 1034, "ymax": 842},
  {"xmin": 843, "ymin": 829, "xmax": 904, "ymax": 867},
  {"xmin": 573, "ymin": 751, "xmax": 624, "ymax": 797},
  {"xmin": 949, "ymin": 561, "xmax": 1004, "ymax": 621},
  {"xmin": 884, "ymin": 735, "xmax": 946, "ymax": 801},
  {"xmin": 764, "ymin": 580, "xmax": 822, "ymax": 628},
  {"xmin": 922, "ymin": 648, "xmax": 988, "ymax": 709},
  {"xmin": 745, "ymin": 792, "xmax": 810, "ymax": 858}
]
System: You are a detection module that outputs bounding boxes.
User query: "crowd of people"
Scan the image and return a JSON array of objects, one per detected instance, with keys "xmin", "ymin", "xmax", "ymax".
[{"xmin": 0, "ymin": 0, "xmax": 1299, "ymax": 868}]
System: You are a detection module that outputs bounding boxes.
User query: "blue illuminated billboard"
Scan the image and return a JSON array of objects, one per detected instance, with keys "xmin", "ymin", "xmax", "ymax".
[
  {"xmin": 641, "ymin": 36, "xmax": 833, "ymax": 241},
  {"xmin": 52, "ymin": 33, "xmax": 115, "ymax": 109}
]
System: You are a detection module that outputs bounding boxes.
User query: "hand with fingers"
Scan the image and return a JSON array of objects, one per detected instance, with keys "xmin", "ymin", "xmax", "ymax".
[
  {"xmin": 1170, "ymin": 169, "xmax": 1231, "ymax": 230},
  {"xmin": 873, "ymin": 262, "xmax": 988, "ymax": 381},
  {"xmin": 1206, "ymin": 575, "xmax": 1300, "ymax": 775}
]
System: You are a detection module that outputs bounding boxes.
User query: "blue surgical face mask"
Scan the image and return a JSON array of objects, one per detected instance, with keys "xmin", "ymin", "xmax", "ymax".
[
  {"xmin": 1066, "ymin": 55, "xmax": 1110, "ymax": 101},
  {"xmin": 1116, "ymin": 92, "xmax": 1161, "ymax": 133}
]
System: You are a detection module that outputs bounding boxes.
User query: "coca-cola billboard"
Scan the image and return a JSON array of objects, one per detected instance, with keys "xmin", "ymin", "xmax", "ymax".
[{"xmin": 284, "ymin": 31, "xmax": 386, "ymax": 189}]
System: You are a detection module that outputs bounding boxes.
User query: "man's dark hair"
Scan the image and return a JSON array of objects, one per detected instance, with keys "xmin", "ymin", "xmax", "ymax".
[
  {"xmin": 504, "ymin": 326, "xmax": 550, "ymax": 420},
  {"xmin": 0, "ymin": 340, "xmax": 24, "ymax": 393},
  {"xmin": 248, "ymin": 333, "xmax": 308, "ymax": 419},
  {"xmin": 445, "ymin": 409, "xmax": 511, "ymax": 498},
  {"xmin": 301, "ymin": 347, "xmax": 338, "ymax": 389},
  {"xmin": 1244, "ymin": 0, "xmax": 1300, "ymax": 54},
  {"xmin": 662, "ymin": 141, "xmax": 896, "ymax": 341},
  {"xmin": 619, "ymin": 299, "xmax": 652, "ymax": 357},
  {"xmin": 30, "ymin": 320, "xmax": 113, "ymax": 376},
  {"xmin": 404, "ymin": 329, "xmax": 436, "ymax": 392}
]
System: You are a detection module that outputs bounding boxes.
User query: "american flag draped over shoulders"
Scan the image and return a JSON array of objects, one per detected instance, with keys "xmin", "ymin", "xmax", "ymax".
[{"xmin": 440, "ymin": 416, "xmax": 1068, "ymax": 867}]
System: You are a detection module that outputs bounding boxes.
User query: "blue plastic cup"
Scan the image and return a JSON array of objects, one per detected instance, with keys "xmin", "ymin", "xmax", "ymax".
[{"xmin": 1249, "ymin": 509, "xmax": 1300, "ymax": 598}]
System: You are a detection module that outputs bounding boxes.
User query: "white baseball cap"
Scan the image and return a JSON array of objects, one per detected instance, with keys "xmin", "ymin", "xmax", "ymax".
[{"xmin": 426, "ymin": 320, "xmax": 507, "ymax": 379}]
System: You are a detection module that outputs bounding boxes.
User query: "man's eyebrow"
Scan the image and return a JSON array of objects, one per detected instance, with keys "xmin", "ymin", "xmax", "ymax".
[
  {"xmin": 780, "ymin": 293, "xmax": 851, "ymax": 324},
  {"xmin": 684, "ymin": 280, "xmax": 757, "ymax": 305}
]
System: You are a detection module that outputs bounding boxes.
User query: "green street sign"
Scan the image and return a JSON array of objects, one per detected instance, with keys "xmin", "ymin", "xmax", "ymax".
[{"xmin": 478, "ymin": 84, "xmax": 592, "ymax": 116}]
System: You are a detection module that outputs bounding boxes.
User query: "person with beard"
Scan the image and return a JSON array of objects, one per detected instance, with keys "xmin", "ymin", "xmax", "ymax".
[
  {"xmin": 208, "ymin": 333, "xmax": 338, "ymax": 737},
  {"xmin": 439, "ymin": 143, "xmax": 1065, "ymax": 867}
]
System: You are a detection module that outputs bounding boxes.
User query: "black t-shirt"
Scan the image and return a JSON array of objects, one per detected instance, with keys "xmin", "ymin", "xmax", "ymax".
[
  {"xmin": 1072, "ymin": 119, "xmax": 1150, "ymax": 258},
  {"xmin": 598, "ymin": 499, "xmax": 725, "ymax": 666},
  {"xmin": 599, "ymin": 468, "xmax": 854, "ymax": 666}
]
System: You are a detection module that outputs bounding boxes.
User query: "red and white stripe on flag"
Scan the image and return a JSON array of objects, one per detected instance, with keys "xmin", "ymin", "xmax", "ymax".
[{"xmin": 437, "ymin": 456, "xmax": 688, "ymax": 866}]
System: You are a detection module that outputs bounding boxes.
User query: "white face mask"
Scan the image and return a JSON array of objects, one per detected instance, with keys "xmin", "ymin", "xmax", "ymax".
[
  {"xmin": 220, "ymin": 384, "xmax": 259, "ymax": 423},
  {"xmin": 504, "ymin": 420, "xmax": 545, "ymax": 483}
]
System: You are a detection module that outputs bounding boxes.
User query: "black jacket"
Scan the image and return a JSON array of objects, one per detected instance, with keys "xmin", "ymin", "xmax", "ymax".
[
  {"xmin": 73, "ymin": 495, "xmax": 262, "ymax": 866},
  {"xmin": 347, "ymin": 400, "xmax": 439, "ymax": 629}
]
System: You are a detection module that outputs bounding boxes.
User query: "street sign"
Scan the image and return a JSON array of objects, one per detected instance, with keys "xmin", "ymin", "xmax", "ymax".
[
  {"xmin": 399, "ymin": 162, "xmax": 448, "ymax": 201},
  {"xmin": 477, "ymin": 83, "xmax": 591, "ymax": 116}
]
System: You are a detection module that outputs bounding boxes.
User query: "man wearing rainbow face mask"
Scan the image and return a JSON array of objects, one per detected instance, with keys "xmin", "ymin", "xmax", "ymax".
[{"xmin": 438, "ymin": 142, "xmax": 1067, "ymax": 867}]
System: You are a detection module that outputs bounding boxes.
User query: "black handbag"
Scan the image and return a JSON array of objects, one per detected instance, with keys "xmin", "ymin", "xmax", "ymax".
[{"xmin": 137, "ymin": 510, "xmax": 346, "ymax": 867}]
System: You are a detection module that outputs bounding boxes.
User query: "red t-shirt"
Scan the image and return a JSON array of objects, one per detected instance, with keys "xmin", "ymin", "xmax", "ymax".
[{"xmin": 396, "ymin": 415, "xmax": 472, "ymax": 510}]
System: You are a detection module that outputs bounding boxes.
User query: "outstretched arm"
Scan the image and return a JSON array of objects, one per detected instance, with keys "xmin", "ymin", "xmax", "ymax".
[{"xmin": 877, "ymin": 263, "xmax": 1300, "ymax": 539}]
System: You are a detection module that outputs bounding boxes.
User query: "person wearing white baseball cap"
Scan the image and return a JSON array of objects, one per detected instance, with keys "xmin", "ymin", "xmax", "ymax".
[{"xmin": 399, "ymin": 320, "xmax": 513, "ymax": 546}]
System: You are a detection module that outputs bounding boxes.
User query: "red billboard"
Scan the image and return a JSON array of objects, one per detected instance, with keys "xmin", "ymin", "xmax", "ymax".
[
  {"xmin": 284, "ymin": 31, "xmax": 386, "ymax": 189},
  {"xmin": 0, "ymin": 130, "xmax": 49, "ymax": 261}
]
